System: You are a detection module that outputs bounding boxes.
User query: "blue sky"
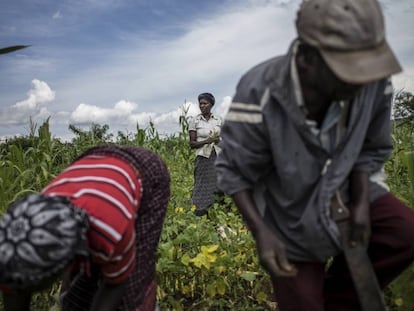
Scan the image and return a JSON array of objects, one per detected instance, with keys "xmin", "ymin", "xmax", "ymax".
[{"xmin": 1, "ymin": 0, "xmax": 413, "ymax": 140}]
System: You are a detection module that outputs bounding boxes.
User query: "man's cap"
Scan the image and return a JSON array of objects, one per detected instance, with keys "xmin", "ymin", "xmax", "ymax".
[
  {"xmin": 296, "ymin": 0, "xmax": 402, "ymax": 84},
  {"xmin": 0, "ymin": 194, "xmax": 89, "ymax": 289},
  {"xmin": 198, "ymin": 93, "xmax": 215, "ymax": 106}
]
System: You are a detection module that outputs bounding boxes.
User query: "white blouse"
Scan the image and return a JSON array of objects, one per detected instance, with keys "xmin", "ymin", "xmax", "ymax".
[{"xmin": 189, "ymin": 114, "xmax": 222, "ymax": 158}]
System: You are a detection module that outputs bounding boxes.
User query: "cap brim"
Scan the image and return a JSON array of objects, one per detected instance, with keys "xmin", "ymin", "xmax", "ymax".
[{"xmin": 320, "ymin": 40, "xmax": 402, "ymax": 84}]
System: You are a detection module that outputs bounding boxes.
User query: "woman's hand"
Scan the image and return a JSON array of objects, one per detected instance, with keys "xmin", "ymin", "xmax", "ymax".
[
  {"xmin": 208, "ymin": 136, "xmax": 220, "ymax": 144},
  {"xmin": 189, "ymin": 130, "xmax": 219, "ymax": 148}
]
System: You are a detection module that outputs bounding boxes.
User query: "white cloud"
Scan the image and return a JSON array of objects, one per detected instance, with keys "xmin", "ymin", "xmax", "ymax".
[
  {"xmin": 54, "ymin": 0, "xmax": 413, "ymax": 110},
  {"xmin": 114, "ymin": 100, "xmax": 136, "ymax": 113},
  {"xmin": 215, "ymin": 96, "xmax": 232, "ymax": 118},
  {"xmin": 139, "ymin": 97, "xmax": 231, "ymax": 135},
  {"xmin": 69, "ymin": 99, "xmax": 181, "ymax": 133},
  {"xmin": 1, "ymin": 0, "xmax": 413, "ymax": 139},
  {"xmin": 68, "ymin": 95, "xmax": 231, "ymax": 136},
  {"xmin": 14, "ymin": 79, "xmax": 55, "ymax": 109},
  {"xmin": 0, "ymin": 78, "xmax": 232, "ymax": 137},
  {"xmin": 246, "ymin": 0, "xmax": 294, "ymax": 5},
  {"xmin": 70, "ymin": 100, "xmax": 138, "ymax": 124},
  {"xmin": 128, "ymin": 112, "xmax": 157, "ymax": 128},
  {"xmin": 55, "ymin": 1, "xmax": 298, "ymax": 108},
  {"xmin": 393, "ymin": 71, "xmax": 414, "ymax": 94},
  {"xmin": 183, "ymin": 96, "xmax": 232, "ymax": 119},
  {"xmin": 0, "ymin": 80, "xmax": 55, "ymax": 126}
]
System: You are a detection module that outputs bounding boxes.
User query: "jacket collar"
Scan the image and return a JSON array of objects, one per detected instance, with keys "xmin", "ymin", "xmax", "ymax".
[{"xmin": 265, "ymin": 39, "xmax": 310, "ymax": 127}]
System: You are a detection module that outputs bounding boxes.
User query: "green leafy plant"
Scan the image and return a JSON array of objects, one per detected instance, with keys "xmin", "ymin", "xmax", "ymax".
[{"xmin": 1, "ymin": 90, "xmax": 414, "ymax": 310}]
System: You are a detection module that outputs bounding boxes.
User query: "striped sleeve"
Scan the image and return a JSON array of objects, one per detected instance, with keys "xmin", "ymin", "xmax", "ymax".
[
  {"xmin": 225, "ymin": 101, "xmax": 264, "ymax": 124},
  {"xmin": 42, "ymin": 155, "xmax": 142, "ymax": 284},
  {"xmin": 93, "ymin": 219, "xmax": 136, "ymax": 284}
]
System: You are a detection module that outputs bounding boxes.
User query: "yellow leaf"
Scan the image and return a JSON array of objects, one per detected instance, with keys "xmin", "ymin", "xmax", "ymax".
[
  {"xmin": 206, "ymin": 253, "xmax": 217, "ymax": 263},
  {"xmin": 174, "ymin": 207, "xmax": 184, "ymax": 213},
  {"xmin": 189, "ymin": 253, "xmax": 211, "ymax": 269},
  {"xmin": 201, "ymin": 245, "xmax": 219, "ymax": 254}
]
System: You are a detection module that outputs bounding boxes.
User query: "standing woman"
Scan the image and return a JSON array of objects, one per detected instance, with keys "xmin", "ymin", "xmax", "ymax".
[{"xmin": 189, "ymin": 93, "xmax": 222, "ymax": 216}]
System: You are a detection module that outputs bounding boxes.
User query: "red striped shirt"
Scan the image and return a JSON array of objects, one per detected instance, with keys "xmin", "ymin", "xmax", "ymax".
[{"xmin": 42, "ymin": 155, "xmax": 142, "ymax": 284}]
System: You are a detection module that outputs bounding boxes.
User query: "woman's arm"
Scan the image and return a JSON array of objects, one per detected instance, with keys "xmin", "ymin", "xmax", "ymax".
[{"xmin": 189, "ymin": 130, "xmax": 215, "ymax": 149}]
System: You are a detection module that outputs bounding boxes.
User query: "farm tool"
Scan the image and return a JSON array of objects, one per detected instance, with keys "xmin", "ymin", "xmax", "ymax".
[{"xmin": 331, "ymin": 191, "xmax": 387, "ymax": 311}]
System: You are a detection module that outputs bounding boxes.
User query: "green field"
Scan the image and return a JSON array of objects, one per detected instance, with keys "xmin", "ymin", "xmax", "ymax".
[{"xmin": 1, "ymin": 102, "xmax": 414, "ymax": 310}]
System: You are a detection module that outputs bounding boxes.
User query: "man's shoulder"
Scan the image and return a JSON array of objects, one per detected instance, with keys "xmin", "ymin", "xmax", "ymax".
[
  {"xmin": 235, "ymin": 54, "xmax": 286, "ymax": 103},
  {"xmin": 241, "ymin": 55, "xmax": 284, "ymax": 85}
]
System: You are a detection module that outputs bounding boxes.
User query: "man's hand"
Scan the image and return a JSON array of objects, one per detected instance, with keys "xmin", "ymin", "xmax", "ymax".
[
  {"xmin": 349, "ymin": 171, "xmax": 371, "ymax": 248},
  {"xmin": 255, "ymin": 227, "xmax": 297, "ymax": 278},
  {"xmin": 349, "ymin": 201, "xmax": 370, "ymax": 248},
  {"xmin": 231, "ymin": 190, "xmax": 297, "ymax": 279}
]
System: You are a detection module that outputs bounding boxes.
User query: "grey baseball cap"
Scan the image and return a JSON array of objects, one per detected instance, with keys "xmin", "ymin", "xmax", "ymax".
[{"xmin": 296, "ymin": 0, "xmax": 402, "ymax": 84}]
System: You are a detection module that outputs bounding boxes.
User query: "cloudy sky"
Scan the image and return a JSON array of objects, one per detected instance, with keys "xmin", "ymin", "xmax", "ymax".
[{"xmin": 1, "ymin": 0, "xmax": 413, "ymax": 140}]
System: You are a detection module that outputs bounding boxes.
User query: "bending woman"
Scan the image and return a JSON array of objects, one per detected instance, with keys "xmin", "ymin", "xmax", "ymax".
[
  {"xmin": 0, "ymin": 145, "xmax": 170, "ymax": 311},
  {"xmin": 189, "ymin": 92, "xmax": 222, "ymax": 216}
]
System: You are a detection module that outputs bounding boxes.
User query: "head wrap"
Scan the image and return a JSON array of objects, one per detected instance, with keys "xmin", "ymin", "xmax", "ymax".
[
  {"xmin": 0, "ymin": 194, "xmax": 89, "ymax": 290},
  {"xmin": 198, "ymin": 93, "xmax": 215, "ymax": 106}
]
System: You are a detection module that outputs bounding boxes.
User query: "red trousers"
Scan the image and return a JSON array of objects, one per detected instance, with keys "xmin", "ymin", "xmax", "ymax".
[{"xmin": 272, "ymin": 193, "xmax": 414, "ymax": 311}]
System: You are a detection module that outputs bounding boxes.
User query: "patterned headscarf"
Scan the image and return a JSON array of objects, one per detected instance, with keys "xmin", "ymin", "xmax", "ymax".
[
  {"xmin": 0, "ymin": 194, "xmax": 89, "ymax": 290},
  {"xmin": 198, "ymin": 92, "xmax": 215, "ymax": 106}
]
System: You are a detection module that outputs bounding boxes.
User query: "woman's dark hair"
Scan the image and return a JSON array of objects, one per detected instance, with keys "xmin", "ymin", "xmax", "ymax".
[{"xmin": 198, "ymin": 93, "xmax": 215, "ymax": 106}]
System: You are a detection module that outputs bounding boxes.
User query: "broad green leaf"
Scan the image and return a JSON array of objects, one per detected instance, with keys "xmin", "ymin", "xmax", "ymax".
[
  {"xmin": 181, "ymin": 253, "xmax": 191, "ymax": 266},
  {"xmin": 207, "ymin": 283, "xmax": 216, "ymax": 297},
  {"xmin": 216, "ymin": 279, "xmax": 226, "ymax": 296},
  {"xmin": 240, "ymin": 271, "xmax": 257, "ymax": 282},
  {"xmin": 256, "ymin": 291, "xmax": 267, "ymax": 302}
]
